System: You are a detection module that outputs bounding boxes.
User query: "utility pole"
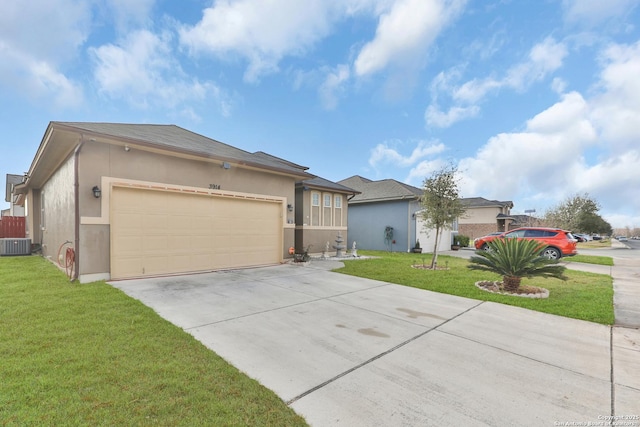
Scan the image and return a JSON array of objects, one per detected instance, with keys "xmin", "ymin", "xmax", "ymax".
[{"xmin": 525, "ymin": 209, "xmax": 536, "ymax": 226}]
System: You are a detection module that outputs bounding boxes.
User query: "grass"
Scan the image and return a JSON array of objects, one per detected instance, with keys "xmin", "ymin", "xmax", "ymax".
[
  {"xmin": 567, "ymin": 254, "xmax": 614, "ymax": 266},
  {"xmin": 337, "ymin": 251, "xmax": 614, "ymax": 325},
  {"xmin": 577, "ymin": 239, "xmax": 612, "ymax": 249},
  {"xmin": 0, "ymin": 256, "xmax": 307, "ymax": 426}
]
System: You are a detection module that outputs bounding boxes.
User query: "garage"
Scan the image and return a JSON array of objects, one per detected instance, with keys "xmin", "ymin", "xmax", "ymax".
[{"xmin": 110, "ymin": 185, "xmax": 284, "ymax": 280}]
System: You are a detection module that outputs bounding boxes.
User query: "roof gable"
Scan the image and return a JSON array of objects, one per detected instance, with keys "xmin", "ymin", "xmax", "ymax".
[
  {"xmin": 462, "ymin": 197, "xmax": 513, "ymax": 208},
  {"xmin": 337, "ymin": 175, "xmax": 422, "ymax": 203},
  {"xmin": 54, "ymin": 122, "xmax": 311, "ymax": 175},
  {"xmin": 298, "ymin": 176, "xmax": 359, "ymax": 194},
  {"xmin": 5, "ymin": 174, "xmax": 24, "ymax": 203}
]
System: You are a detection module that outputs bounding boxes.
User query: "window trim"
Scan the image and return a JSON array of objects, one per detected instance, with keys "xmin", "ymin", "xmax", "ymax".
[{"xmin": 323, "ymin": 194, "xmax": 332, "ymax": 208}]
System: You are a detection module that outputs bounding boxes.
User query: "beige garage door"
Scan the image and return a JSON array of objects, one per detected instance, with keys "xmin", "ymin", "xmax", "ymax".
[{"xmin": 110, "ymin": 186, "xmax": 283, "ymax": 279}]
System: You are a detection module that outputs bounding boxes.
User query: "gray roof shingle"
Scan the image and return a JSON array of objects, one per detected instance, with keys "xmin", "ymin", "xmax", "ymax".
[
  {"xmin": 461, "ymin": 197, "xmax": 513, "ymax": 208},
  {"xmin": 337, "ymin": 175, "xmax": 422, "ymax": 203},
  {"xmin": 298, "ymin": 176, "xmax": 359, "ymax": 194},
  {"xmin": 54, "ymin": 122, "xmax": 312, "ymax": 178}
]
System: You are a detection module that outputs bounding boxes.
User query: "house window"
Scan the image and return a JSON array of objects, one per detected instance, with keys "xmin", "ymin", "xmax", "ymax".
[
  {"xmin": 311, "ymin": 191, "xmax": 320, "ymax": 226},
  {"xmin": 323, "ymin": 194, "xmax": 332, "ymax": 226},
  {"xmin": 334, "ymin": 195, "xmax": 342, "ymax": 227}
]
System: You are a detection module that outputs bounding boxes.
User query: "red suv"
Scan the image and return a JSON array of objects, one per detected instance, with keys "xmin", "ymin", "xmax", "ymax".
[{"xmin": 473, "ymin": 227, "xmax": 578, "ymax": 259}]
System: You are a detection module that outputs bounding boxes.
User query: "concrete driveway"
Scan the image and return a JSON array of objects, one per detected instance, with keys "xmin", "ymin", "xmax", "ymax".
[{"xmin": 110, "ymin": 261, "xmax": 640, "ymax": 426}]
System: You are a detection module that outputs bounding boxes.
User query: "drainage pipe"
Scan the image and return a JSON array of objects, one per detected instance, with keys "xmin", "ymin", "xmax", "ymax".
[{"xmin": 72, "ymin": 137, "xmax": 86, "ymax": 282}]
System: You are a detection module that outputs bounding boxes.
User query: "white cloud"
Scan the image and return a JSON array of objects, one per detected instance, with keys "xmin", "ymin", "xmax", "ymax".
[
  {"xmin": 425, "ymin": 104, "xmax": 479, "ymax": 128},
  {"xmin": 428, "ymin": 37, "xmax": 568, "ymax": 128},
  {"xmin": 0, "ymin": 0, "xmax": 89, "ymax": 107},
  {"xmin": 505, "ymin": 37, "xmax": 568, "ymax": 90},
  {"xmin": 590, "ymin": 40, "xmax": 640, "ymax": 153},
  {"xmin": 354, "ymin": 0, "xmax": 466, "ymax": 77},
  {"xmin": 179, "ymin": 0, "xmax": 341, "ymax": 82},
  {"xmin": 319, "ymin": 64, "xmax": 351, "ymax": 110},
  {"xmin": 369, "ymin": 140, "xmax": 446, "ymax": 169},
  {"xmin": 459, "ymin": 92, "xmax": 596, "ymax": 202},
  {"xmin": 458, "ymin": 40, "xmax": 640, "ymax": 228},
  {"xmin": 101, "ymin": 0, "xmax": 156, "ymax": 33},
  {"xmin": 406, "ymin": 158, "xmax": 447, "ymax": 183},
  {"xmin": 179, "ymin": 0, "xmax": 466, "ymax": 90},
  {"xmin": 91, "ymin": 30, "xmax": 232, "ymax": 116},
  {"xmin": 562, "ymin": 0, "xmax": 638, "ymax": 27}
]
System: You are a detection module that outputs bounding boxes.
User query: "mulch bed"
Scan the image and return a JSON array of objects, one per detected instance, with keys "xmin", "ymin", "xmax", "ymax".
[{"xmin": 475, "ymin": 280, "xmax": 549, "ymax": 299}]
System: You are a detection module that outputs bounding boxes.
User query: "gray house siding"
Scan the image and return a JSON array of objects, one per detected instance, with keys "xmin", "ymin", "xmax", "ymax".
[{"xmin": 347, "ymin": 200, "xmax": 421, "ymax": 252}]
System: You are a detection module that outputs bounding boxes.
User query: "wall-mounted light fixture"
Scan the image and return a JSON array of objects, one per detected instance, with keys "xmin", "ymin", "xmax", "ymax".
[
  {"xmin": 287, "ymin": 203, "xmax": 294, "ymax": 212},
  {"xmin": 92, "ymin": 186, "xmax": 101, "ymax": 198},
  {"xmin": 222, "ymin": 162, "xmax": 231, "ymax": 169}
]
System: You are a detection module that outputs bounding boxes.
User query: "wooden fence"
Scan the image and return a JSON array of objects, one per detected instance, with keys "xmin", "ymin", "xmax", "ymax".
[{"xmin": 0, "ymin": 216, "xmax": 26, "ymax": 238}]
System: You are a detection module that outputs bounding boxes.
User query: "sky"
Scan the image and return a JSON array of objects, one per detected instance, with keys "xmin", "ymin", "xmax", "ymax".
[{"xmin": 1, "ymin": 0, "xmax": 639, "ymax": 229}]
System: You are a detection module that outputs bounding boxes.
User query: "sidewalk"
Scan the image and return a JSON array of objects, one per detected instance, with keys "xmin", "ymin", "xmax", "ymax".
[{"xmin": 568, "ymin": 240, "xmax": 640, "ymax": 329}]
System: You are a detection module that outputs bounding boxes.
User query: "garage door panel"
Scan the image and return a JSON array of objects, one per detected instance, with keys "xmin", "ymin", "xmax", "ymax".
[
  {"xmin": 111, "ymin": 186, "xmax": 283, "ymax": 280},
  {"xmin": 113, "ymin": 236, "xmax": 143, "ymax": 254}
]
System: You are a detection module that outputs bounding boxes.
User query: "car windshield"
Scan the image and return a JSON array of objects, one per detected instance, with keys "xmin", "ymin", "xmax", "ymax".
[{"xmin": 505, "ymin": 230, "xmax": 526, "ymax": 238}]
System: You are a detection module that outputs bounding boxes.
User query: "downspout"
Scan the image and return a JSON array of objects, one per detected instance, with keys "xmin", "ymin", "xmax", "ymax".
[
  {"xmin": 73, "ymin": 137, "xmax": 87, "ymax": 282},
  {"xmin": 407, "ymin": 202, "xmax": 411, "ymax": 252}
]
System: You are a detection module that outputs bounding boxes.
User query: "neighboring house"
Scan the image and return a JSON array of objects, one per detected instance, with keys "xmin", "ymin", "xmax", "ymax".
[
  {"xmin": 294, "ymin": 176, "xmax": 359, "ymax": 253},
  {"xmin": 414, "ymin": 209, "xmax": 456, "ymax": 253},
  {"xmin": 458, "ymin": 197, "xmax": 515, "ymax": 239},
  {"xmin": 337, "ymin": 176, "xmax": 424, "ymax": 252},
  {"xmin": 15, "ymin": 122, "xmax": 316, "ymax": 282},
  {"xmin": 5, "ymin": 174, "xmax": 26, "ymax": 217}
]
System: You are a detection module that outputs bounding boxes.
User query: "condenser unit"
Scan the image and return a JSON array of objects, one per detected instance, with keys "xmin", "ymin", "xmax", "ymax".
[{"xmin": 0, "ymin": 238, "xmax": 32, "ymax": 256}]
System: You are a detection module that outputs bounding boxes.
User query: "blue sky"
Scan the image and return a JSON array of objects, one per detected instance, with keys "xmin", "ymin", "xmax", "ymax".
[{"xmin": 1, "ymin": 0, "xmax": 639, "ymax": 229}]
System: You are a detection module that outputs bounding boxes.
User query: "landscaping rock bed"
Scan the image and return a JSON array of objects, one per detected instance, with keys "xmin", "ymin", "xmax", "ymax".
[{"xmin": 475, "ymin": 281, "xmax": 549, "ymax": 299}]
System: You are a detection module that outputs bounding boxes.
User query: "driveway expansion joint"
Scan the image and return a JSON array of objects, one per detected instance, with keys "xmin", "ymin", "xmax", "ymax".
[{"xmin": 285, "ymin": 300, "xmax": 486, "ymax": 406}]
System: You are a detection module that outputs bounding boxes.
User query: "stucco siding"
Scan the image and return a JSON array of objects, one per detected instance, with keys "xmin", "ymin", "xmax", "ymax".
[
  {"xmin": 416, "ymin": 217, "xmax": 453, "ymax": 253},
  {"xmin": 76, "ymin": 141, "xmax": 296, "ymax": 279},
  {"xmin": 295, "ymin": 227, "xmax": 348, "ymax": 255},
  {"xmin": 40, "ymin": 156, "xmax": 75, "ymax": 262},
  {"xmin": 459, "ymin": 207, "xmax": 502, "ymax": 224}
]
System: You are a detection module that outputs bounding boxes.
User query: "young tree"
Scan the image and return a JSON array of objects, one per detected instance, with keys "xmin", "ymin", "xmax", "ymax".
[{"xmin": 419, "ymin": 164, "xmax": 466, "ymax": 269}]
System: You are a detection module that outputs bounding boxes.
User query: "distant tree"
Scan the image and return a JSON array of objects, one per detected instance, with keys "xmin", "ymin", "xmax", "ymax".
[
  {"xmin": 419, "ymin": 164, "xmax": 466, "ymax": 269},
  {"xmin": 544, "ymin": 193, "xmax": 601, "ymax": 231},
  {"xmin": 576, "ymin": 211, "xmax": 612, "ymax": 236}
]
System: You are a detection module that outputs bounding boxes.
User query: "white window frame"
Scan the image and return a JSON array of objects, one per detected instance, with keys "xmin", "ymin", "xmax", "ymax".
[{"xmin": 334, "ymin": 195, "xmax": 342, "ymax": 226}]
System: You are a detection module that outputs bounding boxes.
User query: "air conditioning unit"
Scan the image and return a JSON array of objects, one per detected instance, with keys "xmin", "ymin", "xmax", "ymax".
[{"xmin": 0, "ymin": 238, "xmax": 32, "ymax": 256}]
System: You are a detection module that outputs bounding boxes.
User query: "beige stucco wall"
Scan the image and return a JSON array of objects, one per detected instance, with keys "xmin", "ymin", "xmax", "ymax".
[
  {"xmin": 296, "ymin": 228, "xmax": 349, "ymax": 255},
  {"xmin": 40, "ymin": 156, "xmax": 75, "ymax": 263},
  {"xmin": 77, "ymin": 140, "xmax": 297, "ymax": 279},
  {"xmin": 297, "ymin": 188, "xmax": 348, "ymax": 227},
  {"xmin": 294, "ymin": 186, "xmax": 350, "ymax": 254},
  {"xmin": 459, "ymin": 207, "xmax": 502, "ymax": 224}
]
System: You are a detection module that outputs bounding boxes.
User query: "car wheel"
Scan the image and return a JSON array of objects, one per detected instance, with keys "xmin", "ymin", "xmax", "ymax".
[
  {"xmin": 542, "ymin": 247, "xmax": 561, "ymax": 260},
  {"xmin": 482, "ymin": 243, "xmax": 491, "ymax": 251}
]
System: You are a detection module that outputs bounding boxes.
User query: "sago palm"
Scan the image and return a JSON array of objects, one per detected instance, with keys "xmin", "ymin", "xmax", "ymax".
[{"xmin": 467, "ymin": 237, "xmax": 567, "ymax": 292}]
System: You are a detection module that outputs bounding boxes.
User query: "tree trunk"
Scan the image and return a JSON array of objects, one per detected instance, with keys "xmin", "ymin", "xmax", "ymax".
[
  {"xmin": 503, "ymin": 275, "xmax": 521, "ymax": 292},
  {"xmin": 430, "ymin": 226, "xmax": 441, "ymax": 269}
]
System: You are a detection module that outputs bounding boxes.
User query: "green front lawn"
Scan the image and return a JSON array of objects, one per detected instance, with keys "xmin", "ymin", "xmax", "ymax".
[
  {"xmin": 0, "ymin": 256, "xmax": 307, "ymax": 426},
  {"xmin": 337, "ymin": 251, "xmax": 614, "ymax": 325},
  {"xmin": 567, "ymin": 254, "xmax": 614, "ymax": 266}
]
